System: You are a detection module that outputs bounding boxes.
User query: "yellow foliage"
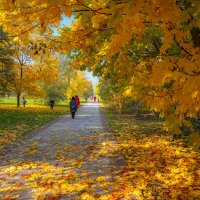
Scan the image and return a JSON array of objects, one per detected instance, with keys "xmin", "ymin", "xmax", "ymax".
[
  {"xmin": 65, "ymin": 70, "xmax": 92, "ymax": 99},
  {"xmin": 80, "ymin": 192, "xmax": 96, "ymax": 200},
  {"xmin": 0, "ymin": 0, "xmax": 199, "ymax": 132}
]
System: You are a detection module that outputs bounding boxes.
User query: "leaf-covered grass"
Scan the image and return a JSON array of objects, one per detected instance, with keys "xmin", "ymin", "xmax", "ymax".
[
  {"xmin": 103, "ymin": 106, "xmax": 200, "ymax": 200},
  {"xmin": 0, "ymin": 106, "xmax": 68, "ymax": 150}
]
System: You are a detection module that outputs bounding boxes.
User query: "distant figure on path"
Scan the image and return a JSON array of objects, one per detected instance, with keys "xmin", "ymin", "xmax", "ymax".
[
  {"xmin": 75, "ymin": 95, "xmax": 80, "ymax": 107},
  {"xmin": 22, "ymin": 97, "xmax": 27, "ymax": 107},
  {"xmin": 49, "ymin": 99, "xmax": 55, "ymax": 110},
  {"xmin": 93, "ymin": 96, "xmax": 96, "ymax": 102},
  {"xmin": 70, "ymin": 97, "xmax": 77, "ymax": 119}
]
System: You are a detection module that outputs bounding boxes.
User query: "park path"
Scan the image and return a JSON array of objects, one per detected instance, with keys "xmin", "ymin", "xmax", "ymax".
[{"xmin": 0, "ymin": 103, "xmax": 126, "ymax": 199}]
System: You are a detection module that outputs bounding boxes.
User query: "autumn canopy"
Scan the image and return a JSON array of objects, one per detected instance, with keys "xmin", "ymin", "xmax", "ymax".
[{"xmin": 0, "ymin": 0, "xmax": 199, "ymax": 133}]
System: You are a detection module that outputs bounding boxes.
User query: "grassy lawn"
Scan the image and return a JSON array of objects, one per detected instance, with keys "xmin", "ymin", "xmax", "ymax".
[
  {"xmin": 102, "ymin": 106, "xmax": 200, "ymax": 200},
  {"xmin": 0, "ymin": 96, "xmax": 70, "ymax": 150},
  {"xmin": 0, "ymin": 96, "xmax": 69, "ymax": 107},
  {"xmin": 0, "ymin": 106, "xmax": 67, "ymax": 133}
]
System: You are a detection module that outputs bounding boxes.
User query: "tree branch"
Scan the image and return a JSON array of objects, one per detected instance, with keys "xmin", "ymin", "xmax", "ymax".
[
  {"xmin": 173, "ymin": 36, "xmax": 192, "ymax": 58},
  {"xmin": 8, "ymin": 24, "xmax": 40, "ymax": 38},
  {"xmin": 144, "ymin": 87, "xmax": 183, "ymax": 98},
  {"xmin": 75, "ymin": 0, "xmax": 112, "ymax": 15},
  {"xmin": 174, "ymin": 62, "xmax": 200, "ymax": 76}
]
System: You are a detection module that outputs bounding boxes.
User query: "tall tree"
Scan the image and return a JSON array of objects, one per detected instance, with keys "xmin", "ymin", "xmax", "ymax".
[
  {"xmin": 11, "ymin": 39, "xmax": 59, "ymax": 106},
  {"xmin": 12, "ymin": 41, "xmax": 32, "ymax": 106},
  {"xmin": 65, "ymin": 70, "xmax": 93, "ymax": 100},
  {"xmin": 83, "ymin": 80, "xmax": 93, "ymax": 102}
]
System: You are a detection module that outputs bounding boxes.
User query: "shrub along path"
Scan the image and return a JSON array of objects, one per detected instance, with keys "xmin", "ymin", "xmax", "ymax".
[{"xmin": 0, "ymin": 103, "xmax": 128, "ymax": 200}]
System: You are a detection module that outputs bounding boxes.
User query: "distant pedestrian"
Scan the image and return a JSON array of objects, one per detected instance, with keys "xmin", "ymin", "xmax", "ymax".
[
  {"xmin": 22, "ymin": 97, "xmax": 27, "ymax": 107},
  {"xmin": 75, "ymin": 95, "xmax": 80, "ymax": 107},
  {"xmin": 70, "ymin": 96, "xmax": 77, "ymax": 119},
  {"xmin": 93, "ymin": 96, "xmax": 96, "ymax": 102},
  {"xmin": 49, "ymin": 99, "xmax": 55, "ymax": 110}
]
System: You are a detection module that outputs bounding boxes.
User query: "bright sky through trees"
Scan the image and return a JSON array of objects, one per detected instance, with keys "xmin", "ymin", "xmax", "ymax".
[
  {"xmin": 54, "ymin": 15, "xmax": 99, "ymax": 88},
  {"xmin": 53, "ymin": 14, "xmax": 73, "ymax": 36}
]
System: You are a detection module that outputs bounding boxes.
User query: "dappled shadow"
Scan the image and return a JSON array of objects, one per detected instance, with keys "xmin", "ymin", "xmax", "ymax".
[
  {"xmin": 1, "ymin": 103, "xmax": 199, "ymax": 199},
  {"xmin": 3, "ymin": 103, "xmax": 199, "ymax": 199},
  {"xmin": 0, "ymin": 130, "xmax": 132, "ymax": 200},
  {"xmin": 1, "ymin": 129, "xmax": 199, "ymax": 199},
  {"xmin": 0, "ymin": 103, "xmax": 133, "ymax": 199},
  {"xmin": 115, "ymin": 132, "xmax": 200, "ymax": 199},
  {"xmin": 105, "ymin": 108, "xmax": 200, "ymax": 199}
]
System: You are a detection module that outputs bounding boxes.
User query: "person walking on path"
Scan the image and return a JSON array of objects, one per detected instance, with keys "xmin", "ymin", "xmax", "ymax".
[
  {"xmin": 22, "ymin": 97, "xmax": 27, "ymax": 107},
  {"xmin": 70, "ymin": 96, "xmax": 77, "ymax": 119},
  {"xmin": 49, "ymin": 99, "xmax": 55, "ymax": 110},
  {"xmin": 93, "ymin": 96, "xmax": 96, "ymax": 102},
  {"xmin": 75, "ymin": 95, "xmax": 80, "ymax": 108}
]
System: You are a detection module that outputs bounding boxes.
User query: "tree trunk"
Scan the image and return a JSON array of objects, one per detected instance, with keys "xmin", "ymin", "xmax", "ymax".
[
  {"xmin": 191, "ymin": 27, "xmax": 200, "ymax": 48},
  {"xmin": 16, "ymin": 66, "xmax": 23, "ymax": 107},
  {"xmin": 17, "ymin": 92, "xmax": 20, "ymax": 107}
]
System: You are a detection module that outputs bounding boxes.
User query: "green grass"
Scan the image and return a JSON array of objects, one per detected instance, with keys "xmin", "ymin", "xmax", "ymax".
[
  {"xmin": 0, "ymin": 107, "xmax": 67, "ymax": 135},
  {"xmin": 0, "ymin": 96, "xmax": 69, "ymax": 107},
  {"xmin": 103, "ymin": 105, "xmax": 164, "ymax": 134},
  {"xmin": 0, "ymin": 96, "xmax": 70, "ymax": 149},
  {"xmin": 0, "ymin": 106, "xmax": 68, "ymax": 149}
]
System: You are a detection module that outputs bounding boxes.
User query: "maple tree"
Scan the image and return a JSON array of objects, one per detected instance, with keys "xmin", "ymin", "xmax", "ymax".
[
  {"xmin": 65, "ymin": 70, "xmax": 93, "ymax": 100},
  {"xmin": 97, "ymin": 76, "xmax": 128, "ymax": 114},
  {"xmin": 83, "ymin": 78, "xmax": 93, "ymax": 102},
  {"xmin": 42, "ymin": 56, "xmax": 75, "ymax": 102},
  {"xmin": 0, "ymin": 1, "xmax": 199, "ymax": 131},
  {"xmin": 7, "ymin": 38, "xmax": 59, "ymax": 106},
  {"xmin": 12, "ymin": 41, "xmax": 35, "ymax": 106}
]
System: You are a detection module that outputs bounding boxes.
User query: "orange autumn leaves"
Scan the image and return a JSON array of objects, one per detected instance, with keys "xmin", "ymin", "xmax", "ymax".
[
  {"xmin": 107, "ymin": 111, "xmax": 200, "ymax": 200},
  {"xmin": 0, "ymin": 106, "xmax": 67, "ymax": 150},
  {"xmin": 117, "ymin": 132, "xmax": 200, "ymax": 199}
]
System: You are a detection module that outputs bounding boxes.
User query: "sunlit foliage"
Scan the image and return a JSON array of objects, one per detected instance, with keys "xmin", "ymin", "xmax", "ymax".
[
  {"xmin": 0, "ymin": 0, "xmax": 199, "ymax": 133},
  {"xmin": 65, "ymin": 70, "xmax": 93, "ymax": 99}
]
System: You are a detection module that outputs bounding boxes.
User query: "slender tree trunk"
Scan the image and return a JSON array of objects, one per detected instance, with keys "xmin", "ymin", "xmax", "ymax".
[
  {"xmin": 16, "ymin": 66, "xmax": 23, "ymax": 107},
  {"xmin": 17, "ymin": 92, "xmax": 20, "ymax": 107},
  {"xmin": 191, "ymin": 27, "xmax": 200, "ymax": 48}
]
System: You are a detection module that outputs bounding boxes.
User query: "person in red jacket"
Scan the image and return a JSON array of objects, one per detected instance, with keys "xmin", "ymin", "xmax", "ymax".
[
  {"xmin": 93, "ymin": 96, "xmax": 96, "ymax": 102},
  {"xmin": 75, "ymin": 95, "xmax": 80, "ymax": 107}
]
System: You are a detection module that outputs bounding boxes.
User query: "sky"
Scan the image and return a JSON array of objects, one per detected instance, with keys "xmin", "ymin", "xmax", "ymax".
[
  {"xmin": 54, "ymin": 15, "xmax": 99, "ymax": 88},
  {"xmin": 85, "ymin": 71, "xmax": 99, "ymax": 89}
]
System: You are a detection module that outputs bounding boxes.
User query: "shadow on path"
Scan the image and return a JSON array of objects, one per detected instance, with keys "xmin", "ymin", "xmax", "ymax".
[{"xmin": 0, "ymin": 103, "xmax": 129, "ymax": 200}]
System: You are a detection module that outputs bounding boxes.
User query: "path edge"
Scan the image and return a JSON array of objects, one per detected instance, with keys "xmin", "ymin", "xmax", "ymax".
[
  {"xmin": 0, "ymin": 113, "xmax": 69, "ymax": 158},
  {"xmin": 98, "ymin": 104, "xmax": 127, "ymax": 168}
]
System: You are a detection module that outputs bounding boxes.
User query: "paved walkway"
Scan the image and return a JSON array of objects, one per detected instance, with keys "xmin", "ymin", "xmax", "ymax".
[{"xmin": 0, "ymin": 103, "xmax": 126, "ymax": 199}]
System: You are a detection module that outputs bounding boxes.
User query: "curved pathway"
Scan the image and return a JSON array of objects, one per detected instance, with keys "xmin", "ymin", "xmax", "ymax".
[{"xmin": 0, "ymin": 103, "xmax": 126, "ymax": 199}]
